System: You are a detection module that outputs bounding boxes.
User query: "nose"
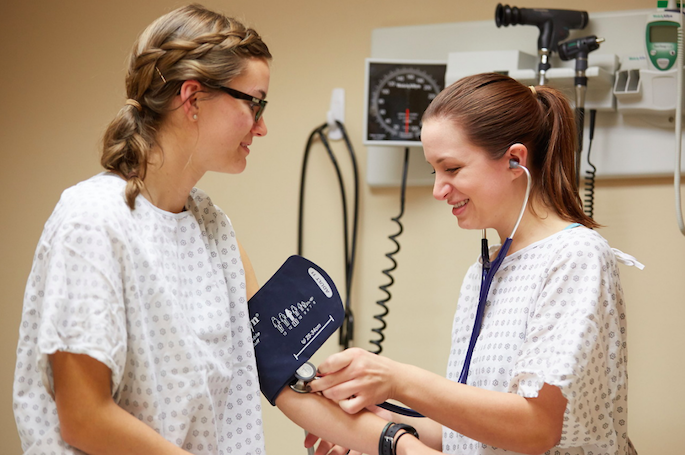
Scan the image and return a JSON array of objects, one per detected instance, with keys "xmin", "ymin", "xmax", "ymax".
[
  {"xmin": 252, "ymin": 116, "xmax": 267, "ymax": 136},
  {"xmin": 433, "ymin": 180, "xmax": 451, "ymax": 201}
]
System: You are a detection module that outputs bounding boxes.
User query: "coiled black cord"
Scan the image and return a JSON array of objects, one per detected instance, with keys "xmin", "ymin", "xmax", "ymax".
[
  {"xmin": 370, "ymin": 147, "xmax": 410, "ymax": 355},
  {"xmin": 583, "ymin": 109, "xmax": 597, "ymax": 219},
  {"xmin": 297, "ymin": 121, "xmax": 359, "ymax": 349}
]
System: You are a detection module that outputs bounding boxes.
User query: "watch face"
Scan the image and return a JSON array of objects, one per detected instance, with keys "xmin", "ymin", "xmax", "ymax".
[{"xmin": 365, "ymin": 60, "xmax": 446, "ymax": 146}]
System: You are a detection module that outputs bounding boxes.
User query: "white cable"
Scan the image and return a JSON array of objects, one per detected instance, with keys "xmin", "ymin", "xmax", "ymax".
[
  {"xmin": 677, "ymin": 5, "xmax": 685, "ymax": 235},
  {"xmin": 510, "ymin": 165, "xmax": 532, "ymax": 239}
]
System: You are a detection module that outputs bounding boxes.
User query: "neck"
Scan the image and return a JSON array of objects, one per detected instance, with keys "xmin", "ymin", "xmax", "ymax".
[
  {"xmin": 141, "ymin": 129, "xmax": 203, "ymax": 213},
  {"xmin": 495, "ymin": 199, "xmax": 570, "ymax": 256}
]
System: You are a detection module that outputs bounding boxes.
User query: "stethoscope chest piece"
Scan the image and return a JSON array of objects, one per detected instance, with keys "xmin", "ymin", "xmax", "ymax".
[{"xmin": 289, "ymin": 361, "xmax": 317, "ymax": 393}]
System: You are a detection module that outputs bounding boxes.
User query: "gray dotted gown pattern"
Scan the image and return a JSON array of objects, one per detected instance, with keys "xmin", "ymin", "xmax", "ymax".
[
  {"xmin": 13, "ymin": 173, "xmax": 265, "ymax": 455},
  {"xmin": 443, "ymin": 227, "xmax": 640, "ymax": 455}
]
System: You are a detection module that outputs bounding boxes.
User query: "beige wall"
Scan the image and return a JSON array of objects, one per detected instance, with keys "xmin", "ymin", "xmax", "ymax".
[{"xmin": 2, "ymin": 0, "xmax": 682, "ymax": 454}]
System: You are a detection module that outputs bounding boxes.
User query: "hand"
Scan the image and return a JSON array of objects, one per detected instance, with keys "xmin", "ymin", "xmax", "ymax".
[{"xmin": 308, "ymin": 348, "xmax": 397, "ymax": 414}]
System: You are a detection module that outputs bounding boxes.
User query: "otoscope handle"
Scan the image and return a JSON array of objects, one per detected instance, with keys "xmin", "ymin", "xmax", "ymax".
[{"xmin": 558, "ymin": 35, "xmax": 605, "ymax": 63}]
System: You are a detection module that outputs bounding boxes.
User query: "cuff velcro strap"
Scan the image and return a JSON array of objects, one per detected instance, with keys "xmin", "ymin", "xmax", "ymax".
[{"xmin": 378, "ymin": 422, "xmax": 419, "ymax": 455}]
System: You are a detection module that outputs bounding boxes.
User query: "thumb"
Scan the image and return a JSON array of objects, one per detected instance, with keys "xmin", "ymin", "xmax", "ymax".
[
  {"xmin": 317, "ymin": 349, "xmax": 356, "ymax": 375},
  {"xmin": 337, "ymin": 395, "xmax": 366, "ymax": 415}
]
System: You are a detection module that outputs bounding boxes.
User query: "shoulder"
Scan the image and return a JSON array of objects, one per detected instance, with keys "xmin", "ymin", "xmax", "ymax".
[
  {"xmin": 41, "ymin": 174, "xmax": 132, "ymax": 240},
  {"xmin": 58, "ymin": 173, "xmax": 128, "ymax": 214},
  {"xmin": 531, "ymin": 227, "xmax": 612, "ymax": 258},
  {"xmin": 508, "ymin": 228, "xmax": 616, "ymax": 276},
  {"xmin": 523, "ymin": 227, "xmax": 620, "ymax": 279},
  {"xmin": 558, "ymin": 227, "xmax": 615, "ymax": 263}
]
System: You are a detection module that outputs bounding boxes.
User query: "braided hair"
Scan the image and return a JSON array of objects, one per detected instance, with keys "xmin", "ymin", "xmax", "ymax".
[{"xmin": 101, "ymin": 3, "xmax": 271, "ymax": 209}]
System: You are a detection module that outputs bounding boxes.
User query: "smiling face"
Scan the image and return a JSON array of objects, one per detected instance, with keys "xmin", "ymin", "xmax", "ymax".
[
  {"xmin": 422, "ymin": 117, "xmax": 518, "ymax": 233},
  {"xmin": 194, "ymin": 57, "xmax": 270, "ymax": 175}
]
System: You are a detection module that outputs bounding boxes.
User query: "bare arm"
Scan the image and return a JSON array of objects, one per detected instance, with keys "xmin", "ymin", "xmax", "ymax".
[
  {"xmin": 310, "ymin": 348, "xmax": 567, "ymax": 455},
  {"xmin": 238, "ymin": 240, "xmax": 259, "ymax": 298},
  {"xmin": 276, "ymin": 388, "xmax": 442, "ymax": 455},
  {"xmin": 51, "ymin": 352, "xmax": 191, "ymax": 455}
]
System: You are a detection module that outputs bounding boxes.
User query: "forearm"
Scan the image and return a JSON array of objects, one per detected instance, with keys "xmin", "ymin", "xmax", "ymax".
[
  {"xmin": 395, "ymin": 363, "xmax": 565, "ymax": 454},
  {"xmin": 52, "ymin": 352, "xmax": 190, "ymax": 455},
  {"xmin": 277, "ymin": 388, "xmax": 388, "ymax": 454},
  {"xmin": 278, "ymin": 388, "xmax": 443, "ymax": 455},
  {"xmin": 59, "ymin": 399, "xmax": 190, "ymax": 455}
]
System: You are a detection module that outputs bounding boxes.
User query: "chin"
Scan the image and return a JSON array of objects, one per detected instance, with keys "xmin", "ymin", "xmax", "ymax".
[
  {"xmin": 456, "ymin": 218, "xmax": 485, "ymax": 232},
  {"xmin": 219, "ymin": 161, "xmax": 247, "ymax": 175}
]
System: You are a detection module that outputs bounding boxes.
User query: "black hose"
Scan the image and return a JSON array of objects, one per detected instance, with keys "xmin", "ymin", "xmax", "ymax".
[
  {"xmin": 370, "ymin": 147, "xmax": 410, "ymax": 355},
  {"xmin": 297, "ymin": 123, "xmax": 327, "ymax": 256},
  {"xmin": 335, "ymin": 121, "xmax": 360, "ymax": 349},
  {"xmin": 297, "ymin": 121, "xmax": 359, "ymax": 349},
  {"xmin": 583, "ymin": 109, "xmax": 597, "ymax": 220}
]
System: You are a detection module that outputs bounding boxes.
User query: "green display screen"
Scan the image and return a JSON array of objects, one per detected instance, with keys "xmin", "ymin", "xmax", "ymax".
[{"xmin": 650, "ymin": 24, "xmax": 677, "ymax": 43}]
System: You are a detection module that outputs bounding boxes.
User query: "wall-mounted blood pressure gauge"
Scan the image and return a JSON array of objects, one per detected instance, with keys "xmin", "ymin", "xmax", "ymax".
[{"xmin": 364, "ymin": 59, "xmax": 447, "ymax": 147}]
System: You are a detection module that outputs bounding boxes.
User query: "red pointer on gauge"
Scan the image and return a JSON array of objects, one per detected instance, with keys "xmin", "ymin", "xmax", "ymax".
[{"xmin": 405, "ymin": 108, "xmax": 410, "ymax": 134}]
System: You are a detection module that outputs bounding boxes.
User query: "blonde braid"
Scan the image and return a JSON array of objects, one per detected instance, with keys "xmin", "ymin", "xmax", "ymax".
[{"xmin": 100, "ymin": 4, "xmax": 271, "ymax": 210}]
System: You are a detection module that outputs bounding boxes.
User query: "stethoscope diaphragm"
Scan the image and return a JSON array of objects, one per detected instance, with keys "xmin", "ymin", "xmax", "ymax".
[{"xmin": 289, "ymin": 361, "xmax": 317, "ymax": 393}]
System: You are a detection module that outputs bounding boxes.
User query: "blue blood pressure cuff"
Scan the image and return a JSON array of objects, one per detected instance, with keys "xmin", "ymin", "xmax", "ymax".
[{"xmin": 248, "ymin": 255, "xmax": 344, "ymax": 405}]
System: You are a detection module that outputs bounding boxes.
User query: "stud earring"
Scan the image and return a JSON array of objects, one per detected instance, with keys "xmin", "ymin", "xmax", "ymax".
[{"xmin": 193, "ymin": 114, "xmax": 198, "ymax": 120}]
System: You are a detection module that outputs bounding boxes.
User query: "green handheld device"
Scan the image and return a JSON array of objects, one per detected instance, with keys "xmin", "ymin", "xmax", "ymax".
[{"xmin": 646, "ymin": 1, "xmax": 683, "ymax": 71}]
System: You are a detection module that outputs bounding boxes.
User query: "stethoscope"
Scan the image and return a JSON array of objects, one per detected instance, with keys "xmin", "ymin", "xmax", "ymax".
[
  {"xmin": 458, "ymin": 159, "xmax": 531, "ymax": 384},
  {"xmin": 291, "ymin": 159, "xmax": 532, "ymax": 417}
]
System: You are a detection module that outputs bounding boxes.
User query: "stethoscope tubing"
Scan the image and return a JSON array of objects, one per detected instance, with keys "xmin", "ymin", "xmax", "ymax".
[{"xmin": 458, "ymin": 164, "xmax": 531, "ymax": 384}]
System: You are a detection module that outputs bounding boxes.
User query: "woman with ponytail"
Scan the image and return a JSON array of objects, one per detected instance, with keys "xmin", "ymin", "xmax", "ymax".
[{"xmin": 307, "ymin": 73, "xmax": 641, "ymax": 455}]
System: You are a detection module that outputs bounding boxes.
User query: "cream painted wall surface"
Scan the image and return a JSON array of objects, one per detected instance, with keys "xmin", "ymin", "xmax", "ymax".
[{"xmin": 2, "ymin": 1, "xmax": 682, "ymax": 454}]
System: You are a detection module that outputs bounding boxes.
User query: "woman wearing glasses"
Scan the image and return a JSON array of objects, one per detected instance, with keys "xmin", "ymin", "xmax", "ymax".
[
  {"xmin": 12, "ymin": 4, "xmax": 397, "ymax": 455},
  {"xmin": 12, "ymin": 5, "xmax": 270, "ymax": 454}
]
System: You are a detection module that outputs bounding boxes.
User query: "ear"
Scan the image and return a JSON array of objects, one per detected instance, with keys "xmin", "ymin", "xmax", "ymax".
[
  {"xmin": 179, "ymin": 80, "xmax": 203, "ymax": 120},
  {"xmin": 505, "ymin": 143, "xmax": 529, "ymax": 171}
]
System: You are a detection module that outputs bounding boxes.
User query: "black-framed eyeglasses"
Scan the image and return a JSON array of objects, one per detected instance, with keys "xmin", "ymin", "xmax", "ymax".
[{"xmin": 219, "ymin": 86, "xmax": 267, "ymax": 121}]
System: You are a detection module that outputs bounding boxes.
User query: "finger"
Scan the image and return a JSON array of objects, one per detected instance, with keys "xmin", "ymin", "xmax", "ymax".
[
  {"xmin": 327, "ymin": 445, "xmax": 351, "ymax": 455},
  {"xmin": 304, "ymin": 432, "xmax": 320, "ymax": 448},
  {"xmin": 316, "ymin": 348, "xmax": 359, "ymax": 376},
  {"xmin": 309, "ymin": 372, "xmax": 356, "ymax": 395},
  {"xmin": 316, "ymin": 379, "xmax": 367, "ymax": 403},
  {"xmin": 308, "ymin": 372, "xmax": 339, "ymax": 393},
  {"xmin": 337, "ymin": 394, "xmax": 369, "ymax": 414},
  {"xmin": 314, "ymin": 440, "xmax": 335, "ymax": 455}
]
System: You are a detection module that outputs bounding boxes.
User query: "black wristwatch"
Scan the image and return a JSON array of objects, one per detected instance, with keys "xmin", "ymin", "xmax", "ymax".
[{"xmin": 378, "ymin": 422, "xmax": 419, "ymax": 455}]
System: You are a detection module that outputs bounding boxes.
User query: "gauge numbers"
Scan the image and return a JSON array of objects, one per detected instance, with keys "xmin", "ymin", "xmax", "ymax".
[{"xmin": 364, "ymin": 59, "xmax": 446, "ymax": 146}]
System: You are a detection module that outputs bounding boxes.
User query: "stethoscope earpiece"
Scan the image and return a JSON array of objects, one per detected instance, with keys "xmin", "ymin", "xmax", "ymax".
[{"xmin": 509, "ymin": 159, "xmax": 520, "ymax": 169}]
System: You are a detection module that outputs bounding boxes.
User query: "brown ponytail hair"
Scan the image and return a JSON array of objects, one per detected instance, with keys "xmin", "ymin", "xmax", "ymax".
[
  {"xmin": 101, "ymin": 3, "xmax": 272, "ymax": 209},
  {"xmin": 423, "ymin": 72, "xmax": 598, "ymax": 228}
]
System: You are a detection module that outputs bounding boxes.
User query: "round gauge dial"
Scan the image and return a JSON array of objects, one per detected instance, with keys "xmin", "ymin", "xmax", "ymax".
[{"xmin": 365, "ymin": 61, "xmax": 446, "ymax": 145}]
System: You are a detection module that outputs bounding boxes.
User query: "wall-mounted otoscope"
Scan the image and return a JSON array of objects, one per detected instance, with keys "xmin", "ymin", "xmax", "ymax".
[
  {"xmin": 558, "ymin": 35, "xmax": 604, "ymax": 186},
  {"xmin": 495, "ymin": 3, "xmax": 589, "ymax": 85}
]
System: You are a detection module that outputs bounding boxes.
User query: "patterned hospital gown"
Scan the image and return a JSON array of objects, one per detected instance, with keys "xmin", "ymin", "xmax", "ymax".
[
  {"xmin": 443, "ymin": 227, "xmax": 641, "ymax": 455},
  {"xmin": 13, "ymin": 173, "xmax": 264, "ymax": 455}
]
